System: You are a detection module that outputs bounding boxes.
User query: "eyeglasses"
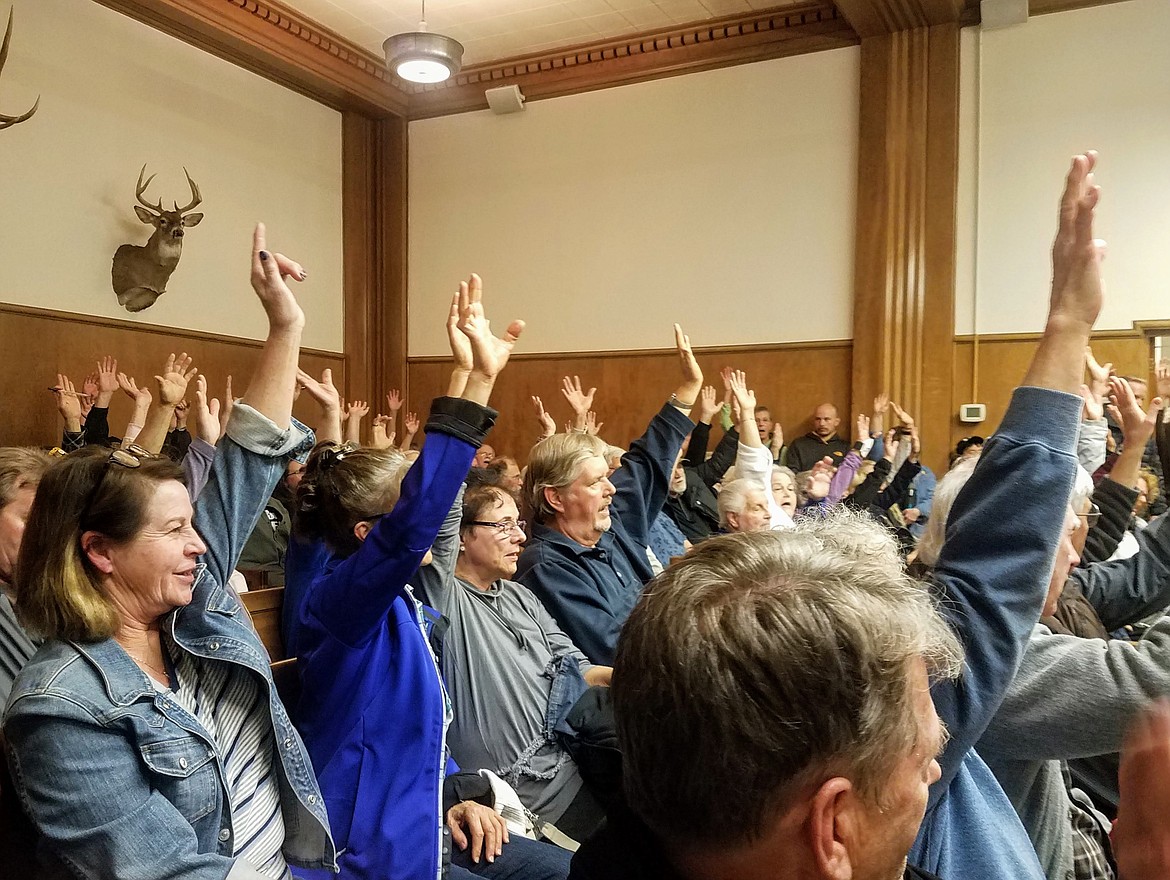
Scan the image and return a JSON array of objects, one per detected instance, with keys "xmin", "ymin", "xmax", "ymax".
[
  {"xmin": 1078, "ymin": 503, "xmax": 1101, "ymax": 529},
  {"xmin": 318, "ymin": 441, "xmax": 362, "ymax": 470},
  {"xmin": 468, "ymin": 519, "xmax": 526, "ymax": 538},
  {"xmin": 80, "ymin": 444, "xmax": 156, "ymax": 523}
]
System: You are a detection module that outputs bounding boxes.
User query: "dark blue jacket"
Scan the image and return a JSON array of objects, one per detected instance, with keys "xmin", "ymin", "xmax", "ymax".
[
  {"xmin": 910, "ymin": 386, "xmax": 1080, "ymax": 880},
  {"xmin": 291, "ymin": 397, "xmax": 494, "ymax": 880},
  {"xmin": 515, "ymin": 403, "xmax": 694, "ymax": 665}
]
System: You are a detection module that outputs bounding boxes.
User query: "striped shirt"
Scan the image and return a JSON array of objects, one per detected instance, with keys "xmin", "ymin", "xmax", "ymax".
[{"xmin": 167, "ymin": 645, "xmax": 291, "ymax": 880}]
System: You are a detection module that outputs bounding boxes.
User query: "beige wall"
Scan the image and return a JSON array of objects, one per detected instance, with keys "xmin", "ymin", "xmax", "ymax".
[
  {"xmin": 407, "ymin": 47, "xmax": 860, "ymax": 356},
  {"xmin": 956, "ymin": 0, "xmax": 1170, "ymax": 336},
  {"xmin": 0, "ymin": 0, "xmax": 345, "ymax": 352}
]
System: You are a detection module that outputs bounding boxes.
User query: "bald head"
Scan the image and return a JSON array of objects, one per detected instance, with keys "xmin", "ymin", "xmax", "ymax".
[{"xmin": 812, "ymin": 404, "xmax": 840, "ymax": 439}]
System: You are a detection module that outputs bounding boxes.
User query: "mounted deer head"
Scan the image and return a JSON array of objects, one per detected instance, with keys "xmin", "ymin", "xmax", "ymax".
[
  {"xmin": 1, "ymin": 8, "xmax": 39, "ymax": 131},
  {"xmin": 111, "ymin": 165, "xmax": 205, "ymax": 312}
]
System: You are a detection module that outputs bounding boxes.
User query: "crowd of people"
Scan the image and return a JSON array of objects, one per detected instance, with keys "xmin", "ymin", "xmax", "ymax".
[{"xmin": 4, "ymin": 153, "xmax": 1170, "ymax": 880}]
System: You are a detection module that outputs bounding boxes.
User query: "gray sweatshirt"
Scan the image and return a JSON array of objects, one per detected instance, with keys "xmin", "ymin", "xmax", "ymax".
[
  {"xmin": 977, "ymin": 510, "xmax": 1170, "ymax": 880},
  {"xmin": 412, "ymin": 489, "xmax": 593, "ymax": 824}
]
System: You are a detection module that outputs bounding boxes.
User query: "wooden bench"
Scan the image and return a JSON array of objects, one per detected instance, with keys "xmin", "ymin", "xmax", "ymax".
[{"xmin": 241, "ymin": 586, "xmax": 286, "ymax": 661}]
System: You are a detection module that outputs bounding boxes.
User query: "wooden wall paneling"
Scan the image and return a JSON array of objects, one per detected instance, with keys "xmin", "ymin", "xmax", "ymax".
[
  {"xmin": 0, "ymin": 303, "xmax": 342, "ymax": 449},
  {"xmin": 407, "ymin": 342, "xmax": 852, "ymax": 466},
  {"xmin": 833, "ymin": 0, "xmax": 971, "ymax": 37},
  {"xmin": 950, "ymin": 331, "xmax": 1147, "ymax": 457},
  {"xmin": 341, "ymin": 113, "xmax": 409, "ymax": 416},
  {"xmin": 850, "ymin": 23, "xmax": 960, "ymax": 478}
]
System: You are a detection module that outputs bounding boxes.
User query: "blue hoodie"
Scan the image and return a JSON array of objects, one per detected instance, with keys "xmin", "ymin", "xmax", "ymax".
[{"xmin": 291, "ymin": 397, "xmax": 495, "ymax": 880}]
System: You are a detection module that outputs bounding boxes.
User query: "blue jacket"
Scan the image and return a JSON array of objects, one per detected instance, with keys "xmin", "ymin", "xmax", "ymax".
[
  {"xmin": 909, "ymin": 386, "xmax": 1080, "ymax": 880},
  {"xmin": 515, "ymin": 403, "xmax": 694, "ymax": 665},
  {"xmin": 292, "ymin": 398, "xmax": 494, "ymax": 880},
  {"xmin": 3, "ymin": 404, "xmax": 336, "ymax": 880}
]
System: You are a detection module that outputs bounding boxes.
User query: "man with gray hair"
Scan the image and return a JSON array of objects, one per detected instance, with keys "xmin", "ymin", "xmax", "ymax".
[
  {"xmin": 516, "ymin": 325, "xmax": 702, "ymax": 665},
  {"xmin": 569, "ymin": 152, "xmax": 1101, "ymax": 880}
]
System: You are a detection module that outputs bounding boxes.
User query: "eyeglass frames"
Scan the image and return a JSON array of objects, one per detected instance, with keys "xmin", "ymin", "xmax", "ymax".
[
  {"xmin": 79, "ymin": 444, "xmax": 156, "ymax": 523},
  {"xmin": 467, "ymin": 519, "xmax": 527, "ymax": 538}
]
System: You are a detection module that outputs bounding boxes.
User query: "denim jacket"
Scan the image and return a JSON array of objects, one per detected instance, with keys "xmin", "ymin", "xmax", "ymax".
[{"xmin": 3, "ymin": 403, "xmax": 337, "ymax": 880}]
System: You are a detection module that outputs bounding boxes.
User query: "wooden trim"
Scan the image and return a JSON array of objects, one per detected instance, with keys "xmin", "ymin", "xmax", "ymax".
[
  {"xmin": 406, "ymin": 338, "xmax": 853, "ymax": 364},
  {"xmin": 954, "ymin": 328, "xmax": 1142, "ymax": 343},
  {"xmin": 1029, "ymin": 0, "xmax": 1133, "ymax": 15},
  {"xmin": 340, "ymin": 114, "xmax": 408, "ymax": 406},
  {"xmin": 0, "ymin": 300, "xmax": 340, "ymax": 356},
  {"xmin": 850, "ymin": 23, "xmax": 960, "ymax": 477},
  {"xmin": 406, "ymin": 3, "xmax": 857, "ymax": 119},
  {"xmin": 834, "ymin": 0, "xmax": 969, "ymax": 37},
  {"xmin": 93, "ymin": 0, "xmax": 409, "ymax": 116}
]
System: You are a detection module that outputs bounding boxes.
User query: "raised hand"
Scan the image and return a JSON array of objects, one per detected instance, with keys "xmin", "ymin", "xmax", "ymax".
[
  {"xmin": 250, "ymin": 223, "xmax": 306, "ymax": 330},
  {"xmin": 347, "ymin": 400, "xmax": 370, "ymax": 420},
  {"xmin": 371, "ymin": 415, "xmax": 396, "ymax": 450},
  {"xmin": 154, "ymin": 352, "xmax": 198, "ymax": 407},
  {"xmin": 173, "ymin": 399, "xmax": 189, "ymax": 429},
  {"xmin": 219, "ymin": 375, "xmax": 234, "ymax": 438},
  {"xmin": 191, "ymin": 375, "xmax": 222, "ymax": 446},
  {"xmin": 908, "ymin": 424, "xmax": 922, "ymax": 461},
  {"xmin": 584, "ymin": 411, "xmax": 603, "ymax": 436},
  {"xmin": 872, "ymin": 390, "xmax": 889, "ymax": 435},
  {"xmin": 400, "ymin": 412, "xmax": 420, "ymax": 451},
  {"xmin": 856, "ymin": 413, "xmax": 871, "ymax": 443},
  {"xmin": 882, "ymin": 428, "xmax": 901, "ymax": 463},
  {"xmin": 53, "ymin": 374, "xmax": 83, "ymax": 428},
  {"xmin": 889, "ymin": 400, "xmax": 915, "ymax": 430},
  {"xmin": 446, "ymin": 292, "xmax": 473, "ymax": 374},
  {"xmin": 727, "ymin": 369, "xmax": 756, "ymax": 414},
  {"xmin": 805, "ymin": 457, "xmax": 834, "ymax": 501},
  {"xmin": 531, "ymin": 395, "xmax": 556, "ymax": 439},
  {"xmin": 297, "ymin": 368, "xmax": 341, "ymax": 413},
  {"xmin": 1078, "ymin": 384, "xmax": 1104, "ymax": 422},
  {"xmin": 1108, "ymin": 376, "xmax": 1163, "ymax": 450},
  {"xmin": 1050, "ymin": 152, "xmax": 1104, "ymax": 328},
  {"xmin": 117, "ymin": 372, "xmax": 152, "ymax": 407},
  {"xmin": 1158, "ymin": 360, "xmax": 1170, "ymax": 401},
  {"xmin": 672, "ymin": 324, "xmax": 703, "ymax": 407},
  {"xmin": 386, "ymin": 389, "xmax": 403, "ymax": 413},
  {"xmin": 82, "ymin": 373, "xmax": 100, "ymax": 405},
  {"xmin": 1084, "ymin": 346, "xmax": 1113, "ymax": 397},
  {"xmin": 456, "ymin": 273, "xmax": 525, "ymax": 384},
  {"xmin": 561, "ymin": 375, "xmax": 596, "ymax": 417},
  {"xmin": 695, "ymin": 385, "xmax": 720, "ymax": 424},
  {"xmin": 96, "ymin": 355, "xmax": 119, "ymax": 406}
]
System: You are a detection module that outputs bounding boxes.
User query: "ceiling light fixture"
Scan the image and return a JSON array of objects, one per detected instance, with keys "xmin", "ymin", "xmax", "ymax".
[{"xmin": 383, "ymin": 0, "xmax": 464, "ymax": 85}]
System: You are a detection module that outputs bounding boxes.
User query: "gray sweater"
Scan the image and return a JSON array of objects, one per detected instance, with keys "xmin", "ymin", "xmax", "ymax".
[
  {"xmin": 977, "ymin": 510, "xmax": 1170, "ymax": 880},
  {"xmin": 413, "ymin": 489, "xmax": 593, "ymax": 824}
]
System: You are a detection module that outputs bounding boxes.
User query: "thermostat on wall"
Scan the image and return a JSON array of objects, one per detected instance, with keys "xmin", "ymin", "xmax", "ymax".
[{"xmin": 959, "ymin": 403, "xmax": 987, "ymax": 424}]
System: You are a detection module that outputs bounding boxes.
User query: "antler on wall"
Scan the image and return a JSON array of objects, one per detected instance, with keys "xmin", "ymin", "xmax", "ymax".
[{"xmin": 0, "ymin": 8, "xmax": 39, "ymax": 131}]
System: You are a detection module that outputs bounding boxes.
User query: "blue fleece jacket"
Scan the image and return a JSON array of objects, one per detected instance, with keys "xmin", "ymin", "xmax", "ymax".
[
  {"xmin": 909, "ymin": 386, "xmax": 1080, "ymax": 879},
  {"xmin": 515, "ymin": 403, "xmax": 695, "ymax": 665},
  {"xmin": 291, "ymin": 397, "xmax": 495, "ymax": 880}
]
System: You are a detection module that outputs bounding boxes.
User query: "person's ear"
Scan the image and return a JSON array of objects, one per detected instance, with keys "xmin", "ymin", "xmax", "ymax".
[
  {"xmin": 725, "ymin": 511, "xmax": 740, "ymax": 532},
  {"xmin": 544, "ymin": 486, "xmax": 566, "ymax": 515},
  {"xmin": 353, "ymin": 520, "xmax": 373, "ymax": 543},
  {"xmin": 81, "ymin": 531, "xmax": 116, "ymax": 574},
  {"xmin": 807, "ymin": 777, "xmax": 858, "ymax": 880}
]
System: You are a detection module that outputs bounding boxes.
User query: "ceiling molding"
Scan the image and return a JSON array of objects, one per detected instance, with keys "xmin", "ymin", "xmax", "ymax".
[
  {"xmin": 1028, "ymin": 0, "xmax": 1131, "ymax": 14},
  {"xmin": 405, "ymin": 2, "xmax": 858, "ymax": 120},
  {"xmin": 833, "ymin": 0, "xmax": 971, "ymax": 37},
  {"xmin": 93, "ymin": 0, "xmax": 410, "ymax": 116}
]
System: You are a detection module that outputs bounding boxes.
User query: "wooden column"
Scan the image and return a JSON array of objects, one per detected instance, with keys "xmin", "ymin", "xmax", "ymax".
[
  {"xmin": 342, "ymin": 112, "xmax": 408, "ymax": 412},
  {"xmin": 849, "ymin": 22, "xmax": 960, "ymax": 474}
]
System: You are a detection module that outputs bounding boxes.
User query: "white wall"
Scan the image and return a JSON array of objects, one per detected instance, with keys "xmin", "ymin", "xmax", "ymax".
[
  {"xmin": 956, "ymin": 0, "xmax": 1170, "ymax": 336},
  {"xmin": 408, "ymin": 48, "xmax": 860, "ymax": 356},
  {"xmin": 0, "ymin": 0, "xmax": 344, "ymax": 351}
]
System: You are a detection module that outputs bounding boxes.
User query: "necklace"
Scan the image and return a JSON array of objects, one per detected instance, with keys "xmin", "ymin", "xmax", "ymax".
[{"xmin": 127, "ymin": 650, "xmax": 169, "ymax": 679}]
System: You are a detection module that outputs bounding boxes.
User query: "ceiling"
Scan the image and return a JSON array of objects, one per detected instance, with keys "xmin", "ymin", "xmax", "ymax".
[{"xmin": 277, "ymin": 0, "xmax": 813, "ymax": 67}]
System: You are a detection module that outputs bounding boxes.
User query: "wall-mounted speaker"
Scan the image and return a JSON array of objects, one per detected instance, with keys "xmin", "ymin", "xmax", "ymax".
[{"xmin": 486, "ymin": 85, "xmax": 526, "ymax": 115}]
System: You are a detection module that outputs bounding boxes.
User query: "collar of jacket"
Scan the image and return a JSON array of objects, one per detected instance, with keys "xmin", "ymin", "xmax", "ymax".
[{"xmin": 531, "ymin": 522, "xmax": 619, "ymax": 557}]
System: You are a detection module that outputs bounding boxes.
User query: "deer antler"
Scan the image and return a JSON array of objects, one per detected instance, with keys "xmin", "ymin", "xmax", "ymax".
[
  {"xmin": 0, "ymin": 8, "xmax": 39, "ymax": 131},
  {"xmin": 134, "ymin": 164, "xmax": 163, "ymax": 215},
  {"xmin": 173, "ymin": 168, "xmax": 202, "ymax": 214}
]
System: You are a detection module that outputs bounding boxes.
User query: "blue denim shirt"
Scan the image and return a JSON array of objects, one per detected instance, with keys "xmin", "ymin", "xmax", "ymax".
[{"xmin": 3, "ymin": 404, "xmax": 337, "ymax": 880}]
